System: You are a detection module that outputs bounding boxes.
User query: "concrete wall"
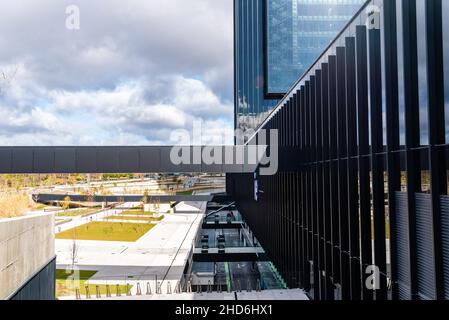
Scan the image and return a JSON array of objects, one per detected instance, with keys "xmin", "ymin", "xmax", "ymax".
[{"xmin": 0, "ymin": 213, "xmax": 55, "ymax": 300}]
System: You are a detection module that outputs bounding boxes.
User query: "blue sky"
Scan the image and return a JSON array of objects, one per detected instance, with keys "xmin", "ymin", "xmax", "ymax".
[{"xmin": 0, "ymin": 0, "xmax": 234, "ymax": 145}]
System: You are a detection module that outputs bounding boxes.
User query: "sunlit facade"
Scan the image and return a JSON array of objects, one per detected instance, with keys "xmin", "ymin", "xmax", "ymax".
[
  {"xmin": 267, "ymin": 0, "xmax": 365, "ymax": 94},
  {"xmin": 235, "ymin": 0, "xmax": 365, "ymax": 134}
]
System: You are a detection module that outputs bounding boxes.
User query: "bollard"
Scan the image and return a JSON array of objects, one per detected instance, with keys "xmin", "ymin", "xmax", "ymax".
[
  {"xmin": 96, "ymin": 285, "xmax": 101, "ymax": 298},
  {"xmin": 157, "ymin": 281, "xmax": 162, "ymax": 295},
  {"xmin": 167, "ymin": 281, "xmax": 172, "ymax": 294},
  {"xmin": 256, "ymin": 279, "xmax": 261, "ymax": 292},
  {"xmin": 146, "ymin": 282, "xmax": 152, "ymax": 295},
  {"xmin": 247, "ymin": 279, "xmax": 252, "ymax": 293},
  {"xmin": 126, "ymin": 283, "xmax": 132, "ymax": 296},
  {"xmin": 75, "ymin": 288, "xmax": 81, "ymax": 300},
  {"xmin": 116, "ymin": 284, "xmax": 121, "ymax": 297},
  {"xmin": 175, "ymin": 282, "xmax": 181, "ymax": 294},
  {"xmin": 187, "ymin": 280, "xmax": 192, "ymax": 293},
  {"xmin": 136, "ymin": 283, "xmax": 142, "ymax": 296},
  {"xmin": 197, "ymin": 281, "xmax": 202, "ymax": 294},
  {"xmin": 85, "ymin": 286, "xmax": 91, "ymax": 299},
  {"xmin": 217, "ymin": 283, "xmax": 222, "ymax": 293},
  {"xmin": 207, "ymin": 281, "xmax": 212, "ymax": 293},
  {"xmin": 106, "ymin": 285, "xmax": 111, "ymax": 298}
]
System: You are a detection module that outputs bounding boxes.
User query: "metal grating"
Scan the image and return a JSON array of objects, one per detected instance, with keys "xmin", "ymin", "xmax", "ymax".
[
  {"xmin": 415, "ymin": 193, "xmax": 436, "ymax": 300},
  {"xmin": 395, "ymin": 192, "xmax": 412, "ymax": 300},
  {"xmin": 440, "ymin": 195, "xmax": 449, "ymax": 299}
]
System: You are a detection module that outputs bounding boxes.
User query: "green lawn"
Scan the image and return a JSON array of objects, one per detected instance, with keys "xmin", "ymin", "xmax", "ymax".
[
  {"xmin": 56, "ymin": 209, "xmax": 97, "ymax": 217},
  {"xmin": 176, "ymin": 190, "xmax": 193, "ymax": 195},
  {"xmin": 55, "ymin": 221, "xmax": 155, "ymax": 242},
  {"xmin": 56, "ymin": 269, "xmax": 131, "ymax": 297},
  {"xmin": 56, "ymin": 269, "xmax": 98, "ymax": 280},
  {"xmin": 120, "ymin": 210, "xmax": 155, "ymax": 216},
  {"xmin": 106, "ymin": 215, "xmax": 164, "ymax": 222}
]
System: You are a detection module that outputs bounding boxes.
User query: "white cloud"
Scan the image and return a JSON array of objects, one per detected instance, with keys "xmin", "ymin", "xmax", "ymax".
[{"xmin": 0, "ymin": 0, "xmax": 234, "ymax": 146}]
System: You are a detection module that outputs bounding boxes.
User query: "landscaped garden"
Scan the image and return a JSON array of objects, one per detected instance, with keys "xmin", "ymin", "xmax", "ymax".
[
  {"xmin": 55, "ymin": 221, "xmax": 155, "ymax": 242},
  {"xmin": 106, "ymin": 215, "xmax": 164, "ymax": 222},
  {"xmin": 56, "ymin": 208, "xmax": 98, "ymax": 217},
  {"xmin": 56, "ymin": 269, "xmax": 131, "ymax": 297},
  {"xmin": 176, "ymin": 190, "xmax": 193, "ymax": 195},
  {"xmin": 120, "ymin": 210, "xmax": 157, "ymax": 216}
]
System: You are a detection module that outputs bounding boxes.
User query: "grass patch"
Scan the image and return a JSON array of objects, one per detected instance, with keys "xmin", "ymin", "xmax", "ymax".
[
  {"xmin": 176, "ymin": 190, "xmax": 193, "ymax": 195},
  {"xmin": 56, "ymin": 209, "xmax": 97, "ymax": 217},
  {"xmin": 56, "ymin": 269, "xmax": 130, "ymax": 297},
  {"xmin": 55, "ymin": 221, "xmax": 154, "ymax": 242},
  {"xmin": 120, "ymin": 210, "xmax": 155, "ymax": 216},
  {"xmin": 56, "ymin": 269, "xmax": 98, "ymax": 280},
  {"xmin": 106, "ymin": 215, "xmax": 164, "ymax": 222},
  {"xmin": 35, "ymin": 203, "xmax": 47, "ymax": 210}
]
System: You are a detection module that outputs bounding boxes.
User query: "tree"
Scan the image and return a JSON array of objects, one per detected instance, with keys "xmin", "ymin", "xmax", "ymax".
[
  {"xmin": 142, "ymin": 189, "xmax": 149, "ymax": 205},
  {"xmin": 62, "ymin": 196, "xmax": 71, "ymax": 211},
  {"xmin": 87, "ymin": 194, "xmax": 95, "ymax": 203},
  {"xmin": 70, "ymin": 237, "xmax": 79, "ymax": 271}
]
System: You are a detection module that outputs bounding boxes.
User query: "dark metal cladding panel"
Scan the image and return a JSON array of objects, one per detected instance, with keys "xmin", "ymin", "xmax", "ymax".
[
  {"xmin": 187, "ymin": 146, "xmax": 204, "ymax": 172},
  {"xmin": 201, "ymin": 146, "xmax": 224, "ymax": 173},
  {"xmin": 440, "ymin": 195, "xmax": 449, "ymax": 299},
  {"xmin": 118, "ymin": 147, "xmax": 139, "ymax": 173},
  {"xmin": 10, "ymin": 258, "xmax": 56, "ymax": 300},
  {"xmin": 139, "ymin": 147, "xmax": 161, "ymax": 172},
  {"xmin": 222, "ymin": 146, "xmax": 245, "ymax": 173},
  {"xmin": 159, "ymin": 146, "xmax": 199, "ymax": 173},
  {"xmin": 11, "ymin": 148, "xmax": 34, "ymax": 173},
  {"xmin": 415, "ymin": 193, "xmax": 436, "ymax": 300},
  {"xmin": 395, "ymin": 192, "xmax": 412, "ymax": 300},
  {"xmin": 0, "ymin": 147, "xmax": 12, "ymax": 173},
  {"xmin": 54, "ymin": 148, "xmax": 76, "ymax": 173},
  {"xmin": 76, "ymin": 147, "xmax": 97, "ymax": 173},
  {"xmin": 96, "ymin": 147, "xmax": 119, "ymax": 173},
  {"xmin": 34, "ymin": 148, "xmax": 55, "ymax": 173}
]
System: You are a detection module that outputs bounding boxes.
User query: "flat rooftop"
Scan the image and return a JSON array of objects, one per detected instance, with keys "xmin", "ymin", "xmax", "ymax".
[{"xmin": 56, "ymin": 201, "xmax": 207, "ymax": 297}]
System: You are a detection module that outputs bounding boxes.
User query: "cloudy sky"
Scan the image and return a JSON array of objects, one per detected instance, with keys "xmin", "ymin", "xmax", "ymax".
[{"xmin": 0, "ymin": 0, "xmax": 234, "ymax": 146}]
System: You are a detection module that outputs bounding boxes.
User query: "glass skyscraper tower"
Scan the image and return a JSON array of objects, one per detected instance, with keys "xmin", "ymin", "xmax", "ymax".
[
  {"xmin": 267, "ymin": 0, "xmax": 365, "ymax": 94},
  {"xmin": 235, "ymin": 0, "xmax": 365, "ymax": 132}
]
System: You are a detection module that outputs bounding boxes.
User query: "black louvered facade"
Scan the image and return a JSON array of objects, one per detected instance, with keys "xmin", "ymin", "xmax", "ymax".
[{"xmin": 229, "ymin": 0, "xmax": 449, "ymax": 300}]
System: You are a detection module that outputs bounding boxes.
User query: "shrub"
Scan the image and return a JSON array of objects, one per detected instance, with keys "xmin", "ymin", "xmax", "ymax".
[{"xmin": 0, "ymin": 193, "xmax": 34, "ymax": 218}]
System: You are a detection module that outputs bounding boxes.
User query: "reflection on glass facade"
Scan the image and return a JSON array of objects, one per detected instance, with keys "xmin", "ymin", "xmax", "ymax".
[
  {"xmin": 396, "ymin": 0, "xmax": 406, "ymax": 148},
  {"xmin": 266, "ymin": 0, "xmax": 365, "ymax": 94},
  {"xmin": 416, "ymin": 0, "xmax": 429, "ymax": 146},
  {"xmin": 235, "ymin": 0, "xmax": 279, "ymax": 135},
  {"xmin": 444, "ymin": 0, "xmax": 449, "ymax": 143}
]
